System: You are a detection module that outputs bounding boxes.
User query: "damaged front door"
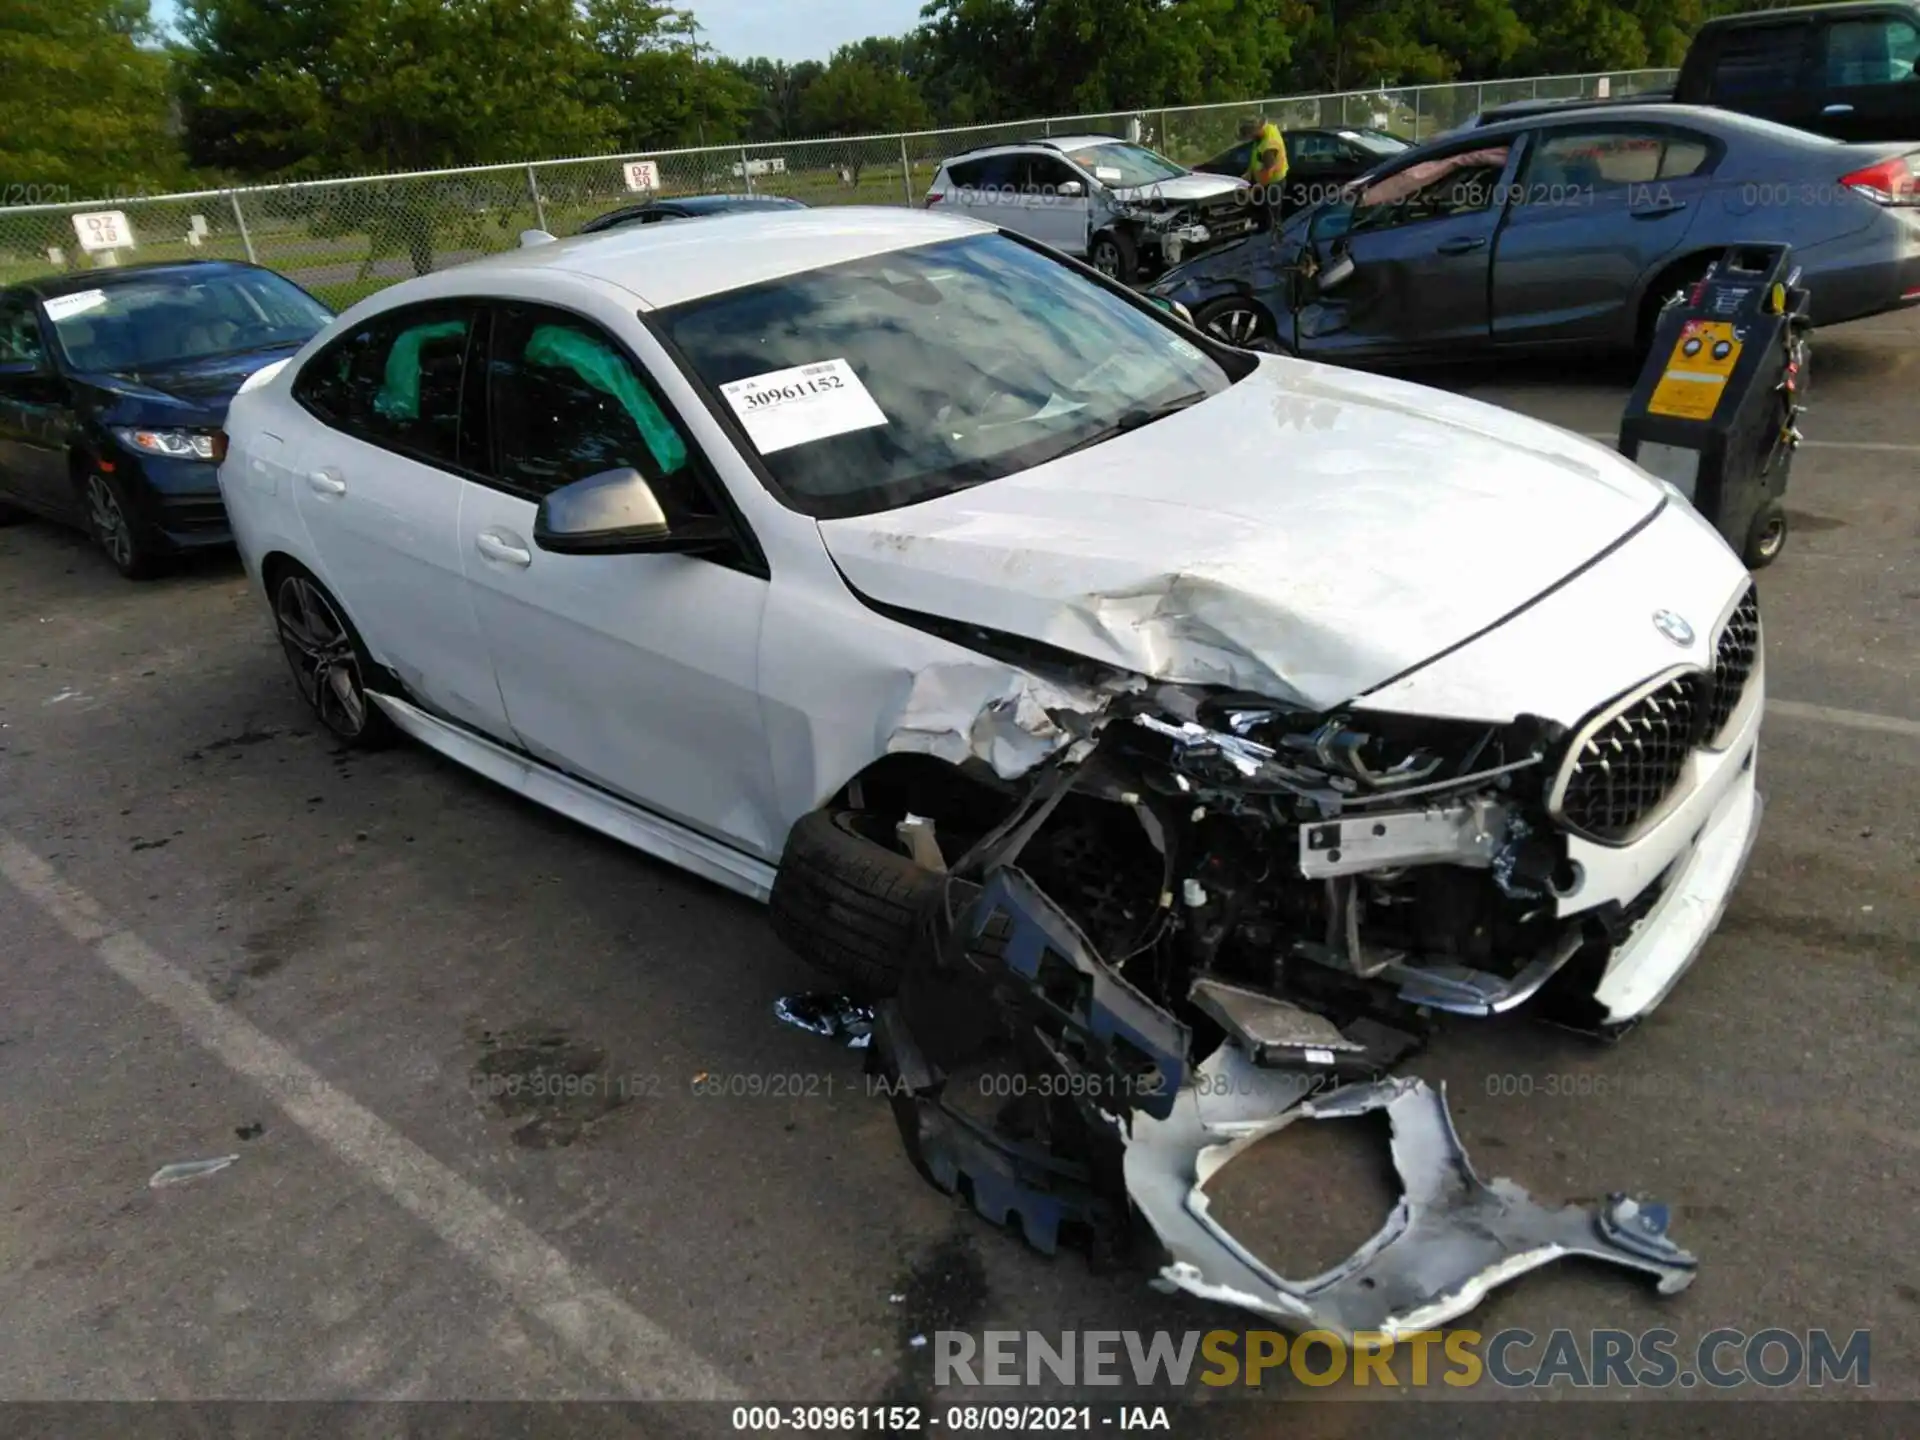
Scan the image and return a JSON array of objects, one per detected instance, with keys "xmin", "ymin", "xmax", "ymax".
[
  {"xmin": 460, "ymin": 302, "xmax": 782, "ymax": 856},
  {"xmin": 1297, "ymin": 140, "xmax": 1524, "ymax": 361}
]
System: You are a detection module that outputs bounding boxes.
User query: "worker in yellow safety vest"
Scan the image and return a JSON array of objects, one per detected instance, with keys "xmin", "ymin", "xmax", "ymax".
[{"xmin": 1241, "ymin": 117, "xmax": 1288, "ymax": 227}]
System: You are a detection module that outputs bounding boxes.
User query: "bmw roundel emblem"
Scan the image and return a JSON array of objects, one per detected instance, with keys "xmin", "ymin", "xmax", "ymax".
[{"xmin": 1653, "ymin": 610, "xmax": 1695, "ymax": 647}]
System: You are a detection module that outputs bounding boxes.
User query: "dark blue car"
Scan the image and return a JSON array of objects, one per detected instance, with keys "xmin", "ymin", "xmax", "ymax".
[{"xmin": 0, "ymin": 260, "xmax": 333, "ymax": 577}]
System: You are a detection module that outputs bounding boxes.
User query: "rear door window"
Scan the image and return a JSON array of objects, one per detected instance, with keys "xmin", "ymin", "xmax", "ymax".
[
  {"xmin": 950, "ymin": 155, "xmax": 1022, "ymax": 193},
  {"xmin": 1522, "ymin": 127, "xmax": 1715, "ymax": 192},
  {"xmin": 292, "ymin": 303, "xmax": 478, "ymax": 470},
  {"xmin": 1709, "ymin": 23, "xmax": 1814, "ymax": 101},
  {"xmin": 1824, "ymin": 15, "xmax": 1920, "ymax": 88}
]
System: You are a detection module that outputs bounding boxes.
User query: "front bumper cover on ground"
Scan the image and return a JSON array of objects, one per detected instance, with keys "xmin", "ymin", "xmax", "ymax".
[{"xmin": 869, "ymin": 862, "xmax": 1699, "ymax": 1337}]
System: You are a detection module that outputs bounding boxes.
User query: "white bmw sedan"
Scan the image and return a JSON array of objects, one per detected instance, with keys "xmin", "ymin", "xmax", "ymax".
[{"xmin": 218, "ymin": 207, "xmax": 1762, "ymax": 1041}]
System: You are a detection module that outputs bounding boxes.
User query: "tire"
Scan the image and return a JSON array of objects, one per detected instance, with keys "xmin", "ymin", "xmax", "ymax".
[
  {"xmin": 769, "ymin": 809, "xmax": 942, "ymax": 997},
  {"xmin": 1089, "ymin": 230, "xmax": 1138, "ymax": 285},
  {"xmin": 1195, "ymin": 296, "xmax": 1281, "ymax": 352},
  {"xmin": 269, "ymin": 562, "xmax": 397, "ymax": 749},
  {"xmin": 1743, "ymin": 499, "xmax": 1788, "ymax": 569},
  {"xmin": 81, "ymin": 470, "xmax": 160, "ymax": 579}
]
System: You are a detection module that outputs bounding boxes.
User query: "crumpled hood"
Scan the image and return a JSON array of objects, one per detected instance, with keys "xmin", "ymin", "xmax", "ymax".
[
  {"xmin": 820, "ymin": 357, "xmax": 1667, "ymax": 711},
  {"xmin": 1110, "ymin": 173, "xmax": 1248, "ymax": 205}
]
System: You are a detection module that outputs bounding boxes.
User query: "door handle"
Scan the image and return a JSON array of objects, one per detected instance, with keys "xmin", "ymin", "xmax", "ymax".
[
  {"xmin": 475, "ymin": 531, "xmax": 532, "ymax": 567},
  {"xmin": 306, "ymin": 468, "xmax": 346, "ymax": 497},
  {"xmin": 1437, "ymin": 235, "xmax": 1487, "ymax": 255},
  {"xmin": 1631, "ymin": 201, "xmax": 1690, "ymax": 219},
  {"xmin": 1823, "ymin": 103, "xmax": 1855, "ymax": 115}
]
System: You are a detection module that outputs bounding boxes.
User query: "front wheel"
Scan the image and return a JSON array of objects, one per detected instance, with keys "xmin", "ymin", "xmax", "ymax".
[
  {"xmin": 272, "ymin": 566, "xmax": 396, "ymax": 748},
  {"xmin": 1195, "ymin": 297, "xmax": 1282, "ymax": 353},
  {"xmin": 83, "ymin": 471, "xmax": 160, "ymax": 579},
  {"xmin": 1089, "ymin": 230, "xmax": 1138, "ymax": 285}
]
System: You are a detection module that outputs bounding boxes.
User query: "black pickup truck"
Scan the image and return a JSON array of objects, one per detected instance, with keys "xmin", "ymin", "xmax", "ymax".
[{"xmin": 1469, "ymin": 2, "xmax": 1919, "ymax": 143}]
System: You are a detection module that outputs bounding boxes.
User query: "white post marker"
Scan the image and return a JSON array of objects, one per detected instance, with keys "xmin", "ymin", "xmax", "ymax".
[
  {"xmin": 72, "ymin": 210, "xmax": 134, "ymax": 253},
  {"xmin": 622, "ymin": 160, "xmax": 661, "ymax": 193},
  {"xmin": 719, "ymin": 359, "xmax": 888, "ymax": 454}
]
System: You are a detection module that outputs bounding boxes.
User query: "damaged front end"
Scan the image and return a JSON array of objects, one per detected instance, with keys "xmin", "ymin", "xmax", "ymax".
[
  {"xmin": 855, "ymin": 680, "xmax": 1700, "ymax": 1335},
  {"xmin": 1106, "ymin": 189, "xmax": 1261, "ymax": 272}
]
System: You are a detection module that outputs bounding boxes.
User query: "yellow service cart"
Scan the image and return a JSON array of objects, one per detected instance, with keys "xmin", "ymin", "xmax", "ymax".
[{"xmin": 1618, "ymin": 244, "xmax": 1811, "ymax": 568}]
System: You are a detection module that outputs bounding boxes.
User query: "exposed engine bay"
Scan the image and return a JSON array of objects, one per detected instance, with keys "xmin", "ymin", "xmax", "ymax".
[
  {"xmin": 864, "ymin": 672, "xmax": 1624, "ymax": 1039},
  {"xmin": 1106, "ymin": 187, "xmax": 1262, "ymax": 273}
]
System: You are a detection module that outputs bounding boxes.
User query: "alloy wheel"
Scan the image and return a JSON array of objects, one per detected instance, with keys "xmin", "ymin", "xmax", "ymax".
[
  {"xmin": 1755, "ymin": 514, "xmax": 1786, "ymax": 561},
  {"xmin": 86, "ymin": 475, "xmax": 134, "ymax": 571},
  {"xmin": 1204, "ymin": 304, "xmax": 1272, "ymax": 350},
  {"xmin": 275, "ymin": 575, "xmax": 369, "ymax": 739}
]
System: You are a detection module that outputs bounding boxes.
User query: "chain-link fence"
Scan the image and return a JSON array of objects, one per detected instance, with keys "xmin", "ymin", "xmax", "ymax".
[{"xmin": 0, "ymin": 69, "xmax": 1675, "ymax": 310}]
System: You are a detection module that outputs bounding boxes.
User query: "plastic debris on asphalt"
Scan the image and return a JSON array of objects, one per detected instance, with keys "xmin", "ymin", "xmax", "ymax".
[
  {"xmin": 773, "ymin": 993, "xmax": 875, "ymax": 1049},
  {"xmin": 149, "ymin": 1155, "xmax": 240, "ymax": 1188}
]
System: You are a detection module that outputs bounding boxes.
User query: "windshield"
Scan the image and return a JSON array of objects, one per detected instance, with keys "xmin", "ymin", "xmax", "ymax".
[
  {"xmin": 659, "ymin": 233, "xmax": 1242, "ymax": 519},
  {"xmin": 46, "ymin": 270, "xmax": 332, "ymax": 374},
  {"xmin": 1063, "ymin": 142, "xmax": 1187, "ymax": 188}
]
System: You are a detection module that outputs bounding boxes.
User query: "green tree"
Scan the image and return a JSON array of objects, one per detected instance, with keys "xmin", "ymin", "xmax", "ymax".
[
  {"xmin": 728, "ymin": 56, "xmax": 826, "ymax": 140},
  {"xmin": 176, "ymin": 0, "xmax": 620, "ymax": 177},
  {"xmin": 797, "ymin": 49, "xmax": 931, "ymax": 139},
  {"xmin": 1280, "ymin": 0, "xmax": 1529, "ymax": 92},
  {"xmin": 583, "ymin": 0, "xmax": 755, "ymax": 150},
  {"xmin": 916, "ymin": 0, "xmax": 1289, "ymax": 122},
  {"xmin": 0, "ymin": 0, "xmax": 180, "ymax": 201}
]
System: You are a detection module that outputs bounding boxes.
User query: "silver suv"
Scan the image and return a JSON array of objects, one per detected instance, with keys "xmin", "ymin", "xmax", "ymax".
[{"xmin": 925, "ymin": 135, "xmax": 1255, "ymax": 282}]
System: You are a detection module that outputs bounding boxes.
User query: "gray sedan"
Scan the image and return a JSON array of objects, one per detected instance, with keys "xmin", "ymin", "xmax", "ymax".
[{"xmin": 1150, "ymin": 104, "xmax": 1920, "ymax": 362}]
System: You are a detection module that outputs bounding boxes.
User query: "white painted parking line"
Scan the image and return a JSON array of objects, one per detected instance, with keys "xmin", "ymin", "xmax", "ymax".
[
  {"xmin": 0, "ymin": 832, "xmax": 741, "ymax": 1403},
  {"xmin": 1769, "ymin": 700, "xmax": 1920, "ymax": 740}
]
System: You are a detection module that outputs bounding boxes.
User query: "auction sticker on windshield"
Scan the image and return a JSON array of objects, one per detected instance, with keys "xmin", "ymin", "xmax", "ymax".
[
  {"xmin": 43, "ymin": 290, "xmax": 109, "ymax": 322},
  {"xmin": 720, "ymin": 358, "xmax": 888, "ymax": 454}
]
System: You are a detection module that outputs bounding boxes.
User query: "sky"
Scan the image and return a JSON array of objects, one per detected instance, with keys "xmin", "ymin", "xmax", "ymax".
[{"xmin": 147, "ymin": 0, "xmax": 930, "ymax": 64}]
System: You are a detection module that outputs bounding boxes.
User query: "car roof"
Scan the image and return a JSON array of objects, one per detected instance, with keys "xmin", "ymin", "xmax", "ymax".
[
  {"xmin": 1050, "ymin": 134, "xmax": 1137, "ymax": 153},
  {"xmin": 16, "ymin": 259, "xmax": 266, "ymax": 301},
  {"xmin": 940, "ymin": 134, "xmax": 1126, "ymax": 163},
  {"xmin": 666, "ymin": 194, "xmax": 808, "ymax": 214},
  {"xmin": 449, "ymin": 206, "xmax": 996, "ymax": 310},
  {"xmin": 1445, "ymin": 100, "xmax": 1824, "ymax": 144},
  {"xmin": 1700, "ymin": 0, "xmax": 1913, "ymax": 26}
]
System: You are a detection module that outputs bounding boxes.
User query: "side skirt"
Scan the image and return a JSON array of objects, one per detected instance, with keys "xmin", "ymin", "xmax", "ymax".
[{"xmin": 368, "ymin": 693, "xmax": 779, "ymax": 905}]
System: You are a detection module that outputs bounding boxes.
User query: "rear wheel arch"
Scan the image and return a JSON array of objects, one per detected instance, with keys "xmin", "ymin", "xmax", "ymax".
[{"xmin": 1634, "ymin": 251, "xmax": 1721, "ymax": 354}]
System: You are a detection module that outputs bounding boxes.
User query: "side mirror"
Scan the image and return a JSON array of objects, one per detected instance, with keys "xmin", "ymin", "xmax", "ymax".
[
  {"xmin": 1056, "ymin": 180, "xmax": 1085, "ymax": 198},
  {"xmin": 0, "ymin": 358, "xmax": 48, "ymax": 380},
  {"xmin": 532, "ymin": 467, "xmax": 730, "ymax": 556}
]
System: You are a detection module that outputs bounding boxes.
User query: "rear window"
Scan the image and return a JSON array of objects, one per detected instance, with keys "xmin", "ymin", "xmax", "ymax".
[
  {"xmin": 1708, "ymin": 23, "xmax": 1813, "ymax": 100},
  {"xmin": 658, "ymin": 233, "xmax": 1243, "ymax": 519}
]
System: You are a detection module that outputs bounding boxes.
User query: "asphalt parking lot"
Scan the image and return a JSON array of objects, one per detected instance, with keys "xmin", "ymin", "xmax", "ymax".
[{"xmin": 1, "ymin": 310, "xmax": 1915, "ymax": 1431}]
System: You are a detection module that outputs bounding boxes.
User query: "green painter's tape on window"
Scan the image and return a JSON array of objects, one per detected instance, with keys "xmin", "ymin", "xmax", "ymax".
[
  {"xmin": 525, "ymin": 324, "xmax": 687, "ymax": 476},
  {"xmin": 374, "ymin": 320, "xmax": 466, "ymax": 421}
]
